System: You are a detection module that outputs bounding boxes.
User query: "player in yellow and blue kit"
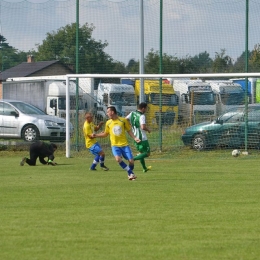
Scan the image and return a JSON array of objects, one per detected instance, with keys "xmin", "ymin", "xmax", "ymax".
[
  {"xmin": 83, "ymin": 112, "xmax": 109, "ymax": 171},
  {"xmin": 92, "ymin": 106, "xmax": 140, "ymax": 180}
]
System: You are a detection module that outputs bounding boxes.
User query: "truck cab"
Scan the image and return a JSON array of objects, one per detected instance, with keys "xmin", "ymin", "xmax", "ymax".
[
  {"xmin": 206, "ymin": 80, "xmax": 245, "ymax": 115},
  {"xmin": 135, "ymin": 79, "xmax": 179, "ymax": 127},
  {"xmin": 96, "ymin": 83, "xmax": 136, "ymax": 122},
  {"xmin": 46, "ymin": 80, "xmax": 85, "ymax": 119},
  {"xmin": 173, "ymin": 80, "xmax": 217, "ymax": 125}
]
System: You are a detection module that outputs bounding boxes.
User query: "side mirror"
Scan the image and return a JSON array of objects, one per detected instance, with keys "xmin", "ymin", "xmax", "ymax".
[
  {"xmin": 181, "ymin": 94, "xmax": 188, "ymax": 104},
  {"xmin": 11, "ymin": 111, "xmax": 19, "ymax": 117},
  {"xmin": 216, "ymin": 119, "xmax": 223, "ymax": 125}
]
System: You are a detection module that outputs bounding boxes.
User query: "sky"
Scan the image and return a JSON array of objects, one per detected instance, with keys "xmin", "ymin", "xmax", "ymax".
[{"xmin": 1, "ymin": 0, "xmax": 260, "ymax": 65}]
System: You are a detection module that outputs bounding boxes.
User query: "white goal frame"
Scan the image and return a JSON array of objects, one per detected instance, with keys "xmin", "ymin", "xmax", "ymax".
[{"xmin": 65, "ymin": 72, "xmax": 260, "ymax": 158}]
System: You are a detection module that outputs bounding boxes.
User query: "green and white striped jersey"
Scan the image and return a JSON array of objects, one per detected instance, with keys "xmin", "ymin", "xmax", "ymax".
[{"xmin": 126, "ymin": 110, "xmax": 148, "ymax": 141}]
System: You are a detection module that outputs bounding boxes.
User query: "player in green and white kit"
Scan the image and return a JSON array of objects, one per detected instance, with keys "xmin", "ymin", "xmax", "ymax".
[{"xmin": 126, "ymin": 102, "xmax": 151, "ymax": 172}]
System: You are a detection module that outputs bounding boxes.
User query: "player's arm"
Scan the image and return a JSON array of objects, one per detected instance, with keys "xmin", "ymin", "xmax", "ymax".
[
  {"xmin": 127, "ymin": 130, "xmax": 141, "ymax": 143},
  {"xmin": 141, "ymin": 123, "xmax": 151, "ymax": 133},
  {"xmin": 94, "ymin": 122, "xmax": 104, "ymax": 131},
  {"xmin": 39, "ymin": 156, "xmax": 48, "ymax": 165},
  {"xmin": 140, "ymin": 115, "xmax": 151, "ymax": 133},
  {"xmin": 92, "ymin": 132, "xmax": 109, "ymax": 138}
]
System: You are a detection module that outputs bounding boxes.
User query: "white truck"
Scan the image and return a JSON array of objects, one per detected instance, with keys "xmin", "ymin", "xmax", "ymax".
[
  {"xmin": 172, "ymin": 79, "xmax": 217, "ymax": 125},
  {"xmin": 95, "ymin": 83, "xmax": 136, "ymax": 121},
  {"xmin": 206, "ymin": 80, "xmax": 245, "ymax": 115},
  {"xmin": 3, "ymin": 77, "xmax": 87, "ymax": 119}
]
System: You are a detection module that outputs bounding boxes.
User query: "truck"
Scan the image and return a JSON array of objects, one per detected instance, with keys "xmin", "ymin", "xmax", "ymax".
[
  {"xmin": 255, "ymin": 79, "xmax": 260, "ymax": 103},
  {"xmin": 2, "ymin": 78, "xmax": 87, "ymax": 119},
  {"xmin": 95, "ymin": 83, "xmax": 136, "ymax": 121},
  {"xmin": 206, "ymin": 80, "xmax": 245, "ymax": 115},
  {"xmin": 134, "ymin": 79, "xmax": 179, "ymax": 126},
  {"xmin": 231, "ymin": 78, "xmax": 256, "ymax": 104},
  {"xmin": 172, "ymin": 79, "xmax": 217, "ymax": 125}
]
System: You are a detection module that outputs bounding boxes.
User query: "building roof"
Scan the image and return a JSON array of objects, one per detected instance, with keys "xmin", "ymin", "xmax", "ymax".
[{"xmin": 0, "ymin": 60, "xmax": 63, "ymax": 81}]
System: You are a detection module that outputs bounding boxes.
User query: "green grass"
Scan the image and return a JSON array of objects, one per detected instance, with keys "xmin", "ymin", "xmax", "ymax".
[{"xmin": 1, "ymin": 150, "xmax": 260, "ymax": 260}]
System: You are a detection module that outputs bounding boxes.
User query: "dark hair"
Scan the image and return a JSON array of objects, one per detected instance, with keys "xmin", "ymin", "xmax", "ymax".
[
  {"xmin": 107, "ymin": 106, "xmax": 117, "ymax": 114},
  {"xmin": 138, "ymin": 102, "xmax": 148, "ymax": 110}
]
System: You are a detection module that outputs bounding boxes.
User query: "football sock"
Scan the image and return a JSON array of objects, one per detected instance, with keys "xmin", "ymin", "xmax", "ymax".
[
  {"xmin": 140, "ymin": 158, "xmax": 146, "ymax": 170},
  {"xmin": 91, "ymin": 155, "xmax": 100, "ymax": 169},
  {"xmin": 119, "ymin": 161, "xmax": 132, "ymax": 175},
  {"xmin": 129, "ymin": 164, "xmax": 134, "ymax": 170},
  {"xmin": 99, "ymin": 155, "xmax": 105, "ymax": 167}
]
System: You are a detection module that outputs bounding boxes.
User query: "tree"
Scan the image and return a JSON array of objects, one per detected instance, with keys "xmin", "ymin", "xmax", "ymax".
[
  {"xmin": 191, "ymin": 51, "xmax": 213, "ymax": 73},
  {"xmin": 126, "ymin": 58, "xmax": 139, "ymax": 73},
  {"xmin": 0, "ymin": 34, "xmax": 27, "ymax": 72},
  {"xmin": 232, "ymin": 51, "xmax": 247, "ymax": 72},
  {"xmin": 249, "ymin": 44, "xmax": 260, "ymax": 72},
  {"xmin": 128, "ymin": 49, "xmax": 200, "ymax": 74},
  {"xmin": 212, "ymin": 49, "xmax": 233, "ymax": 73},
  {"xmin": 34, "ymin": 23, "xmax": 125, "ymax": 74}
]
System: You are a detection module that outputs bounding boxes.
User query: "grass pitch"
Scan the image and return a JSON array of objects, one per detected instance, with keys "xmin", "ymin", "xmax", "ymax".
[{"xmin": 1, "ymin": 150, "xmax": 260, "ymax": 260}]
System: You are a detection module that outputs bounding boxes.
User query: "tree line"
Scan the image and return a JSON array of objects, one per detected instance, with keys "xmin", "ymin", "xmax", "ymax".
[{"xmin": 1, "ymin": 23, "xmax": 260, "ymax": 75}]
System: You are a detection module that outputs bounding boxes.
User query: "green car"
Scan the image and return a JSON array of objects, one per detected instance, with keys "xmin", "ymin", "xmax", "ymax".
[{"xmin": 181, "ymin": 105, "xmax": 260, "ymax": 150}]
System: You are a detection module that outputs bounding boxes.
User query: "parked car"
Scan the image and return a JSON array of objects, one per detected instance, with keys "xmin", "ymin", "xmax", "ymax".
[
  {"xmin": 181, "ymin": 104, "xmax": 260, "ymax": 150},
  {"xmin": 0, "ymin": 99, "xmax": 72, "ymax": 142}
]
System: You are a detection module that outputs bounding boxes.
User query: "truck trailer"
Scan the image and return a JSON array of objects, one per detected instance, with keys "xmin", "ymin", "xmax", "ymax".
[{"xmin": 2, "ymin": 78, "xmax": 87, "ymax": 119}]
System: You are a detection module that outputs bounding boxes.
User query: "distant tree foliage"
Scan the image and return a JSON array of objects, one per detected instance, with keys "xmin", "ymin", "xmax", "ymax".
[
  {"xmin": 0, "ymin": 34, "xmax": 27, "ymax": 72},
  {"xmin": 212, "ymin": 49, "xmax": 232, "ymax": 73},
  {"xmin": 249, "ymin": 44, "xmax": 260, "ymax": 72},
  {"xmin": 3, "ymin": 22, "xmax": 260, "ymax": 75},
  {"xmin": 32, "ymin": 23, "xmax": 126, "ymax": 74}
]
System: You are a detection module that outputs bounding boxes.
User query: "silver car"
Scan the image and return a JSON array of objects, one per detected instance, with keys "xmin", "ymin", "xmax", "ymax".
[{"xmin": 0, "ymin": 100, "xmax": 71, "ymax": 142}]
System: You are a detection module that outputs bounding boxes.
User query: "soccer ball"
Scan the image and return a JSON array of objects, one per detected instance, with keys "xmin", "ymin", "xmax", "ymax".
[{"xmin": 232, "ymin": 149, "xmax": 240, "ymax": 157}]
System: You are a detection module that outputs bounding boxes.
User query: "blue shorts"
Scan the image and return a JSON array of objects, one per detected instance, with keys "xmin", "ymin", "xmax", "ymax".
[
  {"xmin": 111, "ymin": 146, "xmax": 134, "ymax": 160},
  {"xmin": 89, "ymin": 143, "xmax": 103, "ymax": 156}
]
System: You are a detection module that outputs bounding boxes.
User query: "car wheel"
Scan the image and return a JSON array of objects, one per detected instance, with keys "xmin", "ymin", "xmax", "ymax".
[
  {"xmin": 22, "ymin": 125, "xmax": 40, "ymax": 142},
  {"xmin": 192, "ymin": 134, "xmax": 206, "ymax": 151}
]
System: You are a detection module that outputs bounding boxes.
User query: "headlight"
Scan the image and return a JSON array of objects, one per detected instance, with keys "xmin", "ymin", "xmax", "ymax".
[{"xmin": 44, "ymin": 120, "xmax": 59, "ymax": 127}]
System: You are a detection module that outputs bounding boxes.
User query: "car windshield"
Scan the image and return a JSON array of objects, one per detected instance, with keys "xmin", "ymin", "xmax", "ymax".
[
  {"xmin": 150, "ymin": 93, "xmax": 178, "ymax": 106},
  {"xmin": 9, "ymin": 101, "xmax": 46, "ymax": 115},
  {"xmin": 110, "ymin": 93, "xmax": 136, "ymax": 106},
  {"xmin": 220, "ymin": 93, "xmax": 245, "ymax": 105},
  {"xmin": 191, "ymin": 92, "xmax": 216, "ymax": 105},
  {"xmin": 218, "ymin": 107, "xmax": 244, "ymax": 123}
]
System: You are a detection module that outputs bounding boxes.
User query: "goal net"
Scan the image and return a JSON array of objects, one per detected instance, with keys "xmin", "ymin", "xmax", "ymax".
[{"xmin": 65, "ymin": 73, "xmax": 260, "ymax": 158}]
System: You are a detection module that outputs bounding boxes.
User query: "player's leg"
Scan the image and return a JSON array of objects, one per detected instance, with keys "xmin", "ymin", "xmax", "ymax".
[
  {"xmin": 89, "ymin": 144, "xmax": 100, "ymax": 170},
  {"xmin": 134, "ymin": 141, "xmax": 151, "ymax": 172},
  {"xmin": 99, "ymin": 150, "xmax": 109, "ymax": 171},
  {"xmin": 112, "ymin": 146, "xmax": 137, "ymax": 180}
]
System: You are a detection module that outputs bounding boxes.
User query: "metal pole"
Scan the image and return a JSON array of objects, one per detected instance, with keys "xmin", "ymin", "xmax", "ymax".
[
  {"xmin": 139, "ymin": 0, "xmax": 144, "ymax": 103},
  {"xmin": 75, "ymin": 0, "xmax": 79, "ymax": 151},
  {"xmin": 159, "ymin": 0, "xmax": 163, "ymax": 151},
  {"xmin": 244, "ymin": 0, "xmax": 249, "ymax": 153},
  {"xmin": 66, "ymin": 76, "xmax": 71, "ymax": 158}
]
